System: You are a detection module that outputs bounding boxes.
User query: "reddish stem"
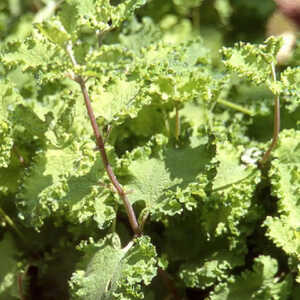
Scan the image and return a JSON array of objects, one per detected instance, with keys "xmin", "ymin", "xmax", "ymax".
[
  {"xmin": 17, "ymin": 273, "xmax": 25, "ymax": 300},
  {"xmin": 260, "ymin": 94, "xmax": 280, "ymax": 164},
  {"xmin": 75, "ymin": 76, "xmax": 140, "ymax": 235},
  {"xmin": 260, "ymin": 63, "xmax": 280, "ymax": 165},
  {"xmin": 158, "ymin": 267, "xmax": 181, "ymax": 300}
]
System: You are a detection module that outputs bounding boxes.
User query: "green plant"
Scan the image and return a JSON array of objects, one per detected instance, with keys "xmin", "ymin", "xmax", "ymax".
[{"xmin": 0, "ymin": 0, "xmax": 299, "ymax": 299}]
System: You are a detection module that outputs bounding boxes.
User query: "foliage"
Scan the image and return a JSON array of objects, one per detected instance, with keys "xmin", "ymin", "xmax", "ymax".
[{"xmin": 0, "ymin": 0, "xmax": 299, "ymax": 299}]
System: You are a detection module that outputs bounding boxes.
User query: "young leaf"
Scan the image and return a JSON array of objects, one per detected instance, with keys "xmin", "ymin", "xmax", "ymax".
[{"xmin": 221, "ymin": 37, "xmax": 282, "ymax": 89}]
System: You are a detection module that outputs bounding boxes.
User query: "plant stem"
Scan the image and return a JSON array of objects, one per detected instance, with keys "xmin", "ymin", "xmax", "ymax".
[
  {"xmin": 163, "ymin": 110, "xmax": 170, "ymax": 136},
  {"xmin": 158, "ymin": 268, "xmax": 181, "ymax": 300},
  {"xmin": 17, "ymin": 273, "xmax": 25, "ymax": 300},
  {"xmin": 175, "ymin": 105, "xmax": 180, "ymax": 141},
  {"xmin": 217, "ymin": 99, "xmax": 254, "ymax": 116},
  {"xmin": 65, "ymin": 44, "xmax": 140, "ymax": 235},
  {"xmin": 0, "ymin": 207, "xmax": 24, "ymax": 239},
  {"xmin": 260, "ymin": 62, "xmax": 280, "ymax": 165}
]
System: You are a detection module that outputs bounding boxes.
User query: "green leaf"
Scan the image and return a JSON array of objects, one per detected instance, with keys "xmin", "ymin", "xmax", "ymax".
[
  {"xmin": 1, "ymin": 36, "xmax": 59, "ymax": 71},
  {"xmin": 0, "ymin": 120, "xmax": 13, "ymax": 168},
  {"xmin": 35, "ymin": 19, "xmax": 71, "ymax": 48},
  {"xmin": 179, "ymin": 250, "xmax": 243, "ymax": 289},
  {"xmin": 221, "ymin": 37, "xmax": 282, "ymax": 88},
  {"xmin": 203, "ymin": 141, "xmax": 261, "ymax": 239},
  {"xmin": 70, "ymin": 234, "xmax": 157, "ymax": 300},
  {"xmin": 91, "ymin": 78, "xmax": 151, "ymax": 125},
  {"xmin": 125, "ymin": 136, "xmax": 214, "ymax": 218},
  {"xmin": 126, "ymin": 157, "xmax": 179, "ymax": 207},
  {"xmin": 17, "ymin": 140, "xmax": 112, "ymax": 228},
  {"xmin": 281, "ymin": 67, "xmax": 300, "ymax": 112},
  {"xmin": 58, "ymin": 0, "xmax": 147, "ymax": 34},
  {"xmin": 210, "ymin": 256, "xmax": 292, "ymax": 300},
  {"xmin": 138, "ymin": 38, "xmax": 213, "ymax": 104},
  {"xmin": 0, "ymin": 79, "xmax": 22, "ymax": 120},
  {"xmin": 264, "ymin": 129, "xmax": 300, "ymax": 255}
]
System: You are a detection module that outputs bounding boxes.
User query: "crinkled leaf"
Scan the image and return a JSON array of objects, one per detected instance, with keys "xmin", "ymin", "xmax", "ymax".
[
  {"xmin": 210, "ymin": 256, "xmax": 292, "ymax": 300},
  {"xmin": 35, "ymin": 19, "xmax": 71, "ymax": 48},
  {"xmin": 203, "ymin": 141, "xmax": 261, "ymax": 239},
  {"xmin": 91, "ymin": 78, "xmax": 151, "ymax": 125},
  {"xmin": 0, "ymin": 120, "xmax": 13, "ymax": 168},
  {"xmin": 179, "ymin": 250, "xmax": 243, "ymax": 289},
  {"xmin": 221, "ymin": 37, "xmax": 282, "ymax": 90},
  {"xmin": 264, "ymin": 130, "xmax": 300, "ymax": 260},
  {"xmin": 58, "ymin": 0, "xmax": 147, "ymax": 34},
  {"xmin": 281, "ymin": 67, "xmax": 300, "ymax": 112},
  {"xmin": 125, "ymin": 136, "xmax": 213, "ymax": 217},
  {"xmin": 17, "ymin": 140, "xmax": 112, "ymax": 228},
  {"xmin": 70, "ymin": 234, "xmax": 157, "ymax": 300}
]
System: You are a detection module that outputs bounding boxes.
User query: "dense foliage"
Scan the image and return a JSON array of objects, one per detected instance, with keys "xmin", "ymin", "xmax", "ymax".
[{"xmin": 0, "ymin": 0, "xmax": 299, "ymax": 299}]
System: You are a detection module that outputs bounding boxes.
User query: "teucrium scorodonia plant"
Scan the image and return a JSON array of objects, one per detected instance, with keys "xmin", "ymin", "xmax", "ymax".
[{"xmin": 0, "ymin": 0, "xmax": 299, "ymax": 299}]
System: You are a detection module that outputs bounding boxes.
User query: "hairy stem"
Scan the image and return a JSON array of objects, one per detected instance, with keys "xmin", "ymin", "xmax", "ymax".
[
  {"xmin": 66, "ymin": 44, "xmax": 140, "ymax": 235},
  {"xmin": 260, "ymin": 62, "xmax": 280, "ymax": 165}
]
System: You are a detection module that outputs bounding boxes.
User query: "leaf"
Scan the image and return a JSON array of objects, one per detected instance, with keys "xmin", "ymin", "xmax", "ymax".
[
  {"xmin": 1, "ymin": 36, "xmax": 59, "ymax": 71},
  {"xmin": 0, "ymin": 120, "xmax": 13, "ymax": 168},
  {"xmin": 281, "ymin": 67, "xmax": 300, "ymax": 112},
  {"xmin": 264, "ymin": 129, "xmax": 300, "ymax": 255},
  {"xmin": 179, "ymin": 249, "xmax": 243, "ymax": 289},
  {"xmin": 221, "ymin": 36, "xmax": 282, "ymax": 89},
  {"xmin": 0, "ymin": 79, "xmax": 22, "ymax": 120},
  {"xmin": 125, "ymin": 136, "xmax": 214, "ymax": 218},
  {"xmin": 70, "ymin": 234, "xmax": 157, "ymax": 300},
  {"xmin": 91, "ymin": 78, "xmax": 151, "ymax": 125},
  {"xmin": 210, "ymin": 256, "xmax": 292, "ymax": 300},
  {"xmin": 126, "ymin": 157, "xmax": 179, "ymax": 207},
  {"xmin": 202, "ymin": 141, "xmax": 261, "ymax": 239},
  {"xmin": 35, "ymin": 19, "xmax": 71, "ymax": 48},
  {"xmin": 17, "ymin": 140, "xmax": 112, "ymax": 228},
  {"xmin": 212, "ymin": 142, "xmax": 257, "ymax": 190},
  {"xmin": 119, "ymin": 17, "xmax": 162, "ymax": 53},
  {"xmin": 58, "ymin": 0, "xmax": 147, "ymax": 34},
  {"xmin": 138, "ymin": 38, "xmax": 213, "ymax": 103}
]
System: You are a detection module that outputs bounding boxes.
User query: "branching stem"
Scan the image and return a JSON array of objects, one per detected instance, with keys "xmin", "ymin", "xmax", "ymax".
[
  {"xmin": 65, "ymin": 44, "xmax": 140, "ymax": 235},
  {"xmin": 260, "ymin": 62, "xmax": 280, "ymax": 165}
]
